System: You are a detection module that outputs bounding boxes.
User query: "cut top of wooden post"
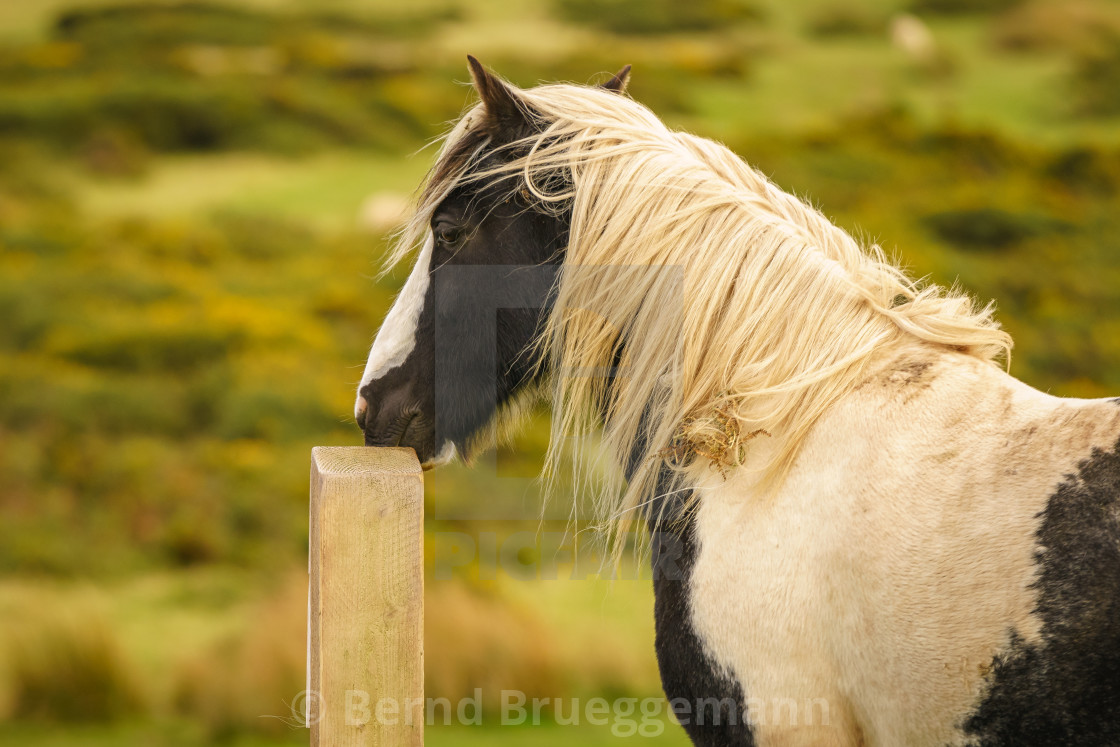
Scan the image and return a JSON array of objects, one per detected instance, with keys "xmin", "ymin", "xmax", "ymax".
[
  {"xmin": 308, "ymin": 446, "xmax": 424, "ymax": 747},
  {"xmin": 312, "ymin": 446, "xmax": 423, "ymax": 477}
]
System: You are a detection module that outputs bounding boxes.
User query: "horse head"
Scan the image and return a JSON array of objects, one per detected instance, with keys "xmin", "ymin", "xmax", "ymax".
[{"xmin": 354, "ymin": 57, "xmax": 629, "ymax": 467}]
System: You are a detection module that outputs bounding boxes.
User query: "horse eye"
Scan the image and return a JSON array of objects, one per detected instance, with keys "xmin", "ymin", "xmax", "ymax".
[{"xmin": 434, "ymin": 226, "xmax": 461, "ymax": 245}]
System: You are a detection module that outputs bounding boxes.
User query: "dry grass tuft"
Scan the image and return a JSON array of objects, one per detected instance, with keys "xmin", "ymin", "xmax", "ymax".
[
  {"xmin": 171, "ymin": 571, "xmax": 306, "ymax": 738},
  {"xmin": 0, "ymin": 594, "xmax": 145, "ymax": 723},
  {"xmin": 660, "ymin": 403, "xmax": 770, "ymax": 479},
  {"xmin": 425, "ymin": 580, "xmax": 567, "ymax": 714}
]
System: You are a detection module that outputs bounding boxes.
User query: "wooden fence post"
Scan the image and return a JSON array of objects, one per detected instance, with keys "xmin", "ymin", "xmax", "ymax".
[{"xmin": 308, "ymin": 446, "xmax": 424, "ymax": 746}]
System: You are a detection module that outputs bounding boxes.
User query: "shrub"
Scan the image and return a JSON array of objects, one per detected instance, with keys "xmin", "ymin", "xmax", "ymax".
[
  {"xmin": 922, "ymin": 207, "xmax": 1070, "ymax": 250},
  {"xmin": 1072, "ymin": 39, "xmax": 1120, "ymax": 116},
  {"xmin": 54, "ymin": 1, "xmax": 459, "ymax": 51},
  {"xmin": 991, "ymin": 1, "xmax": 1120, "ymax": 53},
  {"xmin": 213, "ymin": 213, "xmax": 313, "ymax": 261},
  {"xmin": 918, "ymin": 128, "xmax": 1020, "ymax": 176},
  {"xmin": 0, "ymin": 78, "xmax": 267, "ymax": 153},
  {"xmin": 0, "ymin": 284, "xmax": 52, "ymax": 351},
  {"xmin": 55, "ymin": 2, "xmax": 277, "ymax": 49},
  {"xmin": 990, "ymin": 3, "xmax": 1120, "ymax": 116},
  {"xmin": 806, "ymin": 5, "xmax": 884, "ymax": 38},
  {"xmin": 1044, "ymin": 146, "xmax": 1119, "ymax": 194},
  {"xmin": 214, "ymin": 384, "xmax": 341, "ymax": 441},
  {"xmin": 0, "ymin": 4, "xmax": 458, "ymax": 155},
  {"xmin": 60, "ymin": 327, "xmax": 240, "ymax": 374},
  {"xmin": 78, "ymin": 127, "xmax": 150, "ymax": 177},
  {"xmin": 99, "ymin": 80, "xmax": 262, "ymax": 151},
  {"xmin": 554, "ymin": 0, "xmax": 764, "ymax": 35},
  {"xmin": 909, "ymin": 0, "xmax": 1024, "ymax": 16}
]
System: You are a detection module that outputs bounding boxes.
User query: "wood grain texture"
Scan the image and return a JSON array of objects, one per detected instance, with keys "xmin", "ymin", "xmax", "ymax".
[{"xmin": 309, "ymin": 446, "xmax": 424, "ymax": 746}]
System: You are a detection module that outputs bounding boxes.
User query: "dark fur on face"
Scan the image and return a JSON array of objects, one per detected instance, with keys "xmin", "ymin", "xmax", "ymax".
[{"xmin": 358, "ymin": 57, "xmax": 629, "ymax": 463}]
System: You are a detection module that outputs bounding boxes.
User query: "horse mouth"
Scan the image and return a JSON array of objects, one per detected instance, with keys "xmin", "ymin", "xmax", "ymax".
[{"xmin": 364, "ymin": 410, "xmax": 433, "ymax": 460}]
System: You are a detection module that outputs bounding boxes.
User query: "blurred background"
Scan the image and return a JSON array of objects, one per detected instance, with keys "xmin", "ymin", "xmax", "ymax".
[{"xmin": 0, "ymin": 0, "xmax": 1118, "ymax": 744}]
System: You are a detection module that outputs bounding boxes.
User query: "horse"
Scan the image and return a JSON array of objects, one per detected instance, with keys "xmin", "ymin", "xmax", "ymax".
[{"xmin": 354, "ymin": 57, "xmax": 1120, "ymax": 746}]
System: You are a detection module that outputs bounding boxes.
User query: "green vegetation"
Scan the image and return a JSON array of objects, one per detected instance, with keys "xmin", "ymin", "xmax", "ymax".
[
  {"xmin": 805, "ymin": 5, "xmax": 887, "ymax": 39},
  {"xmin": 554, "ymin": 0, "xmax": 764, "ymax": 35},
  {"xmin": 1, "ymin": 0, "xmax": 1119, "ymax": 744},
  {"xmin": 908, "ymin": 0, "xmax": 1024, "ymax": 16}
]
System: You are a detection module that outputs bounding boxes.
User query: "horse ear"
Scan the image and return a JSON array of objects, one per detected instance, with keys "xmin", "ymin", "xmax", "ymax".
[
  {"xmin": 601, "ymin": 64, "xmax": 632, "ymax": 94},
  {"xmin": 467, "ymin": 54, "xmax": 532, "ymax": 142}
]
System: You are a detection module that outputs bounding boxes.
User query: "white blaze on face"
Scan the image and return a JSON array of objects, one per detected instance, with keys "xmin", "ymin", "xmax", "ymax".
[{"xmin": 355, "ymin": 234, "xmax": 434, "ymax": 422}]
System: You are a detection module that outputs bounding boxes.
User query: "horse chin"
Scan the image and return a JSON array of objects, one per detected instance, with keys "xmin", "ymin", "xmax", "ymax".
[{"xmin": 420, "ymin": 441, "xmax": 458, "ymax": 471}]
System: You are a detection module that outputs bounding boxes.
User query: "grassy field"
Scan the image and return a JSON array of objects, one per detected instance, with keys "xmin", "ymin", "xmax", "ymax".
[
  {"xmin": 0, "ymin": 722, "xmax": 691, "ymax": 747},
  {"xmin": 1, "ymin": 0, "xmax": 1120, "ymax": 743},
  {"xmin": 68, "ymin": 152, "xmax": 429, "ymax": 230},
  {"xmin": 0, "ymin": 566, "xmax": 674, "ymax": 744}
]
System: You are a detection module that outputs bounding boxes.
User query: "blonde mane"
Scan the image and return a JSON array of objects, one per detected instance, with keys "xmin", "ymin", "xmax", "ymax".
[{"xmin": 389, "ymin": 78, "xmax": 1012, "ymax": 542}]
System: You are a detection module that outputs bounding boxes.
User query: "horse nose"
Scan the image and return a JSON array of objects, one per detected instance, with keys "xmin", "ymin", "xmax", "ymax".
[{"xmin": 355, "ymin": 396, "xmax": 369, "ymax": 430}]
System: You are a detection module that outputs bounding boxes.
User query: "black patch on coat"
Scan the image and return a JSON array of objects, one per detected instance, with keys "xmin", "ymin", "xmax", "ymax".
[
  {"xmin": 639, "ymin": 454, "xmax": 755, "ymax": 746},
  {"xmin": 961, "ymin": 436, "xmax": 1120, "ymax": 746}
]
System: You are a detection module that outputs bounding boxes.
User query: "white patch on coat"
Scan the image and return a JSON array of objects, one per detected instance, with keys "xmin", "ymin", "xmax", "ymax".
[
  {"xmin": 355, "ymin": 234, "xmax": 433, "ymax": 422},
  {"xmin": 683, "ymin": 346, "xmax": 1120, "ymax": 746}
]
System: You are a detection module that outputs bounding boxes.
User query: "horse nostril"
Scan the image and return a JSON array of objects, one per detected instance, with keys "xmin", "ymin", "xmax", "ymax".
[{"xmin": 355, "ymin": 398, "xmax": 369, "ymax": 430}]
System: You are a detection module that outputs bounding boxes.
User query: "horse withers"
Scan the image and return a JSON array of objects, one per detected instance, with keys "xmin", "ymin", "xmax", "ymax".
[{"xmin": 355, "ymin": 57, "xmax": 1120, "ymax": 746}]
